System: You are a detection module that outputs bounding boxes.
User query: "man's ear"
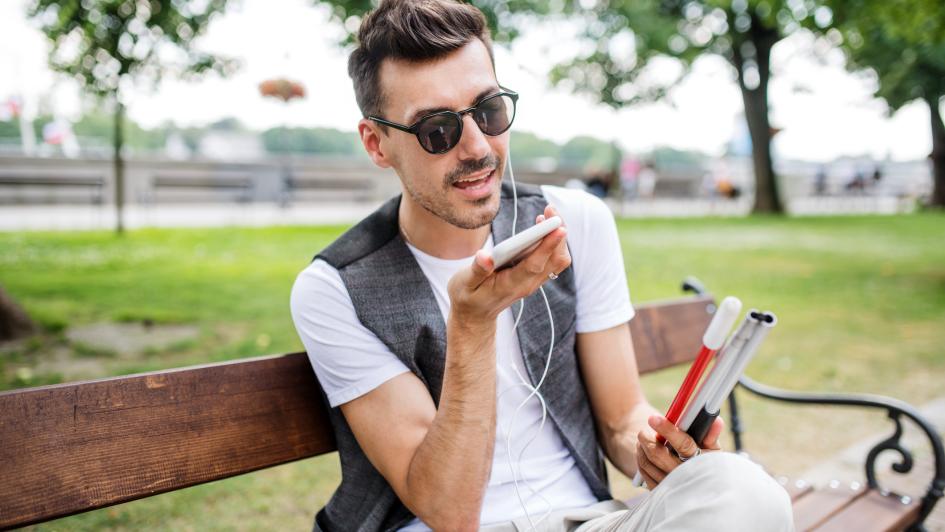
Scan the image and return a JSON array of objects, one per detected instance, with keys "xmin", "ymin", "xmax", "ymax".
[{"xmin": 358, "ymin": 118, "xmax": 392, "ymax": 169}]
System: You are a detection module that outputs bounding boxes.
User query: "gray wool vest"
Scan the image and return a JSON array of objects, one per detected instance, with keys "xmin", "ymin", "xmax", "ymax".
[{"xmin": 311, "ymin": 182, "xmax": 610, "ymax": 532}]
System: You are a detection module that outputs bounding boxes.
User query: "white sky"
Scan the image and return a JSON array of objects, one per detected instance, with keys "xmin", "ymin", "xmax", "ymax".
[{"xmin": 0, "ymin": 0, "xmax": 934, "ymax": 162}]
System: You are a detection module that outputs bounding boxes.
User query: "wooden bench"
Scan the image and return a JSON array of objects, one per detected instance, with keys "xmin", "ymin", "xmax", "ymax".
[
  {"xmin": 1, "ymin": 285, "xmax": 942, "ymax": 531},
  {"xmin": 280, "ymin": 173, "xmax": 377, "ymax": 205},
  {"xmin": 0, "ymin": 175, "xmax": 105, "ymax": 205},
  {"xmin": 149, "ymin": 174, "xmax": 254, "ymax": 203}
]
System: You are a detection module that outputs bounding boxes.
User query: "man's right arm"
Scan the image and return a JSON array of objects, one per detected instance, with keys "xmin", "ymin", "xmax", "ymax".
[
  {"xmin": 339, "ymin": 316, "xmax": 497, "ymax": 531},
  {"xmin": 337, "ymin": 208, "xmax": 571, "ymax": 530}
]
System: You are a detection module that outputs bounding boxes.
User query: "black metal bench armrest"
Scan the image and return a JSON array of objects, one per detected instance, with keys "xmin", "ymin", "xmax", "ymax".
[
  {"xmin": 737, "ymin": 374, "xmax": 945, "ymax": 530},
  {"xmin": 678, "ymin": 275, "xmax": 943, "ymax": 529}
]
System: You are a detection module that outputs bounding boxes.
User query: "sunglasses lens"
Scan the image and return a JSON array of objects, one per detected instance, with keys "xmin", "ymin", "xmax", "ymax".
[
  {"xmin": 416, "ymin": 114, "xmax": 461, "ymax": 153},
  {"xmin": 474, "ymin": 94, "xmax": 515, "ymax": 136}
]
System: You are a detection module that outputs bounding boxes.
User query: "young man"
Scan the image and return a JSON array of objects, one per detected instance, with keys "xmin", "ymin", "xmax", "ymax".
[{"xmin": 291, "ymin": 1, "xmax": 794, "ymax": 530}]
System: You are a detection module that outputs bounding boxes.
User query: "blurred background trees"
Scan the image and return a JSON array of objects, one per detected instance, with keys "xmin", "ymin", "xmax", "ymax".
[
  {"xmin": 9, "ymin": 0, "xmax": 942, "ymax": 209},
  {"xmin": 317, "ymin": 0, "xmax": 945, "ymax": 211},
  {"xmin": 27, "ymin": 0, "xmax": 237, "ymax": 232},
  {"xmin": 814, "ymin": 0, "xmax": 945, "ymax": 207}
]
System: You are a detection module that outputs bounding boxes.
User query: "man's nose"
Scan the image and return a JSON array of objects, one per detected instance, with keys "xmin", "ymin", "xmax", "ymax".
[{"xmin": 454, "ymin": 113, "xmax": 491, "ymax": 161}]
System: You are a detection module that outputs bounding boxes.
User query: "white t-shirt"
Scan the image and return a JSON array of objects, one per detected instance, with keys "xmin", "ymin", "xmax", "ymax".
[{"xmin": 290, "ymin": 185, "xmax": 635, "ymax": 529}]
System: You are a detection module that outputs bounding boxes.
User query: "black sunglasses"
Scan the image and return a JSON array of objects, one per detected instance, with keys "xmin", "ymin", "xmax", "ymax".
[{"xmin": 368, "ymin": 90, "xmax": 518, "ymax": 154}]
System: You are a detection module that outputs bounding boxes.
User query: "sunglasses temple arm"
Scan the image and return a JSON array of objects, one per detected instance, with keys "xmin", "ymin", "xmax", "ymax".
[{"xmin": 368, "ymin": 117, "xmax": 413, "ymax": 133}]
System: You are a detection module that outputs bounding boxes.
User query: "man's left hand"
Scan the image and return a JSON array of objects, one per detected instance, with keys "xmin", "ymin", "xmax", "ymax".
[{"xmin": 635, "ymin": 414, "xmax": 724, "ymax": 490}]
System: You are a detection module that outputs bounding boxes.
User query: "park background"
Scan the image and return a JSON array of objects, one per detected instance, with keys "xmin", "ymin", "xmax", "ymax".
[{"xmin": 1, "ymin": 0, "xmax": 944, "ymax": 530}]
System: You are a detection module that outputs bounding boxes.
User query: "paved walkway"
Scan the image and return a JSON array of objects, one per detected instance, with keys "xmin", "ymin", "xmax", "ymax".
[
  {"xmin": 0, "ymin": 202, "xmax": 385, "ymax": 231},
  {"xmin": 0, "ymin": 195, "xmax": 918, "ymax": 231}
]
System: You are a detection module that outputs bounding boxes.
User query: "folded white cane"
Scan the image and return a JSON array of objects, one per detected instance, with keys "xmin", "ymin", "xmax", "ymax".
[
  {"xmin": 631, "ymin": 297, "xmax": 741, "ymax": 487},
  {"xmin": 683, "ymin": 311, "xmax": 777, "ymax": 445}
]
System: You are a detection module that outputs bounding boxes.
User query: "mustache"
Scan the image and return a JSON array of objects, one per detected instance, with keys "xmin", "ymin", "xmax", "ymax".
[{"xmin": 445, "ymin": 153, "xmax": 500, "ymax": 186}]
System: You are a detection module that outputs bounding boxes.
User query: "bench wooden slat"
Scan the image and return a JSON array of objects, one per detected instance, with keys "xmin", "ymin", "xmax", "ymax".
[
  {"xmin": 0, "ymin": 176, "xmax": 104, "ymax": 186},
  {"xmin": 775, "ymin": 477, "xmax": 815, "ymax": 502},
  {"xmin": 0, "ymin": 353, "xmax": 334, "ymax": 530},
  {"xmin": 792, "ymin": 484, "xmax": 868, "ymax": 531},
  {"xmin": 812, "ymin": 490, "xmax": 921, "ymax": 532},
  {"xmin": 152, "ymin": 176, "xmax": 252, "ymax": 189},
  {"xmin": 629, "ymin": 295, "xmax": 715, "ymax": 374},
  {"xmin": 286, "ymin": 177, "xmax": 375, "ymax": 190}
]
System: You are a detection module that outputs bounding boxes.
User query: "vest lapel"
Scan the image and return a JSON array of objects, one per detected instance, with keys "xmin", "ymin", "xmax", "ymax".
[
  {"xmin": 385, "ymin": 234, "xmax": 449, "ymax": 403},
  {"xmin": 491, "ymin": 184, "xmax": 564, "ymax": 388}
]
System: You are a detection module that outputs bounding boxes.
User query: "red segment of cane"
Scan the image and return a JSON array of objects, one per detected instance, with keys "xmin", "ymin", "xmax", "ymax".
[{"xmin": 657, "ymin": 344, "xmax": 716, "ymax": 445}]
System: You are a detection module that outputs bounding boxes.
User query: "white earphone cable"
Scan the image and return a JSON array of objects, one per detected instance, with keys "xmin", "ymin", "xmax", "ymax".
[{"xmin": 503, "ymin": 147, "xmax": 557, "ymax": 531}]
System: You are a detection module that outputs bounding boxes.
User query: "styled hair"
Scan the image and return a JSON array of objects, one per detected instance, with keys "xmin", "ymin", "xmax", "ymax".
[{"xmin": 348, "ymin": 0, "xmax": 495, "ymax": 119}]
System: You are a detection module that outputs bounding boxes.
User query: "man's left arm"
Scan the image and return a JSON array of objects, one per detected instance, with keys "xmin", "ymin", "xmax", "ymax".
[
  {"xmin": 576, "ymin": 324, "xmax": 659, "ymax": 478},
  {"xmin": 556, "ymin": 187, "xmax": 721, "ymax": 487},
  {"xmin": 577, "ymin": 324, "xmax": 725, "ymax": 488}
]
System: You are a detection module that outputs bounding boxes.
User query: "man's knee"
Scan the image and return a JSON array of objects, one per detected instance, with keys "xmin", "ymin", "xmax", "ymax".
[
  {"xmin": 688, "ymin": 452, "xmax": 793, "ymax": 528},
  {"xmin": 655, "ymin": 451, "xmax": 793, "ymax": 531}
]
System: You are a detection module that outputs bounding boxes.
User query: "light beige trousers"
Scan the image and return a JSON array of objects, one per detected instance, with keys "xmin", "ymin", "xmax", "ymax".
[{"xmin": 481, "ymin": 451, "xmax": 795, "ymax": 532}]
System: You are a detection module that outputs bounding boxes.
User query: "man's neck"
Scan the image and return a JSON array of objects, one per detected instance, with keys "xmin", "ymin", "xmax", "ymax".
[{"xmin": 398, "ymin": 195, "xmax": 491, "ymax": 260}]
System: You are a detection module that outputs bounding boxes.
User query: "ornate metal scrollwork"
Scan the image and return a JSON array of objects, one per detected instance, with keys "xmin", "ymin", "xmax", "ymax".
[
  {"xmin": 865, "ymin": 410, "xmax": 914, "ymax": 489},
  {"xmin": 736, "ymin": 374, "xmax": 945, "ymax": 530}
]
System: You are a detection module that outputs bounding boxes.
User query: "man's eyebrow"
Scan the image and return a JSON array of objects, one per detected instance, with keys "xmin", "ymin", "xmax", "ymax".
[{"xmin": 405, "ymin": 86, "xmax": 500, "ymax": 125}]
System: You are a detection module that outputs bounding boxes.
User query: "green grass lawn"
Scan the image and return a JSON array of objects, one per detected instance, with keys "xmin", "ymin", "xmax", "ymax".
[{"xmin": 2, "ymin": 212, "xmax": 944, "ymax": 530}]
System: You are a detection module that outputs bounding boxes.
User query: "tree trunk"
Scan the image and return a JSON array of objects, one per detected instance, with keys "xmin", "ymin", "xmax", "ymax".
[
  {"xmin": 0, "ymin": 286, "xmax": 36, "ymax": 342},
  {"xmin": 113, "ymin": 98, "xmax": 126, "ymax": 234},
  {"xmin": 928, "ymin": 95, "xmax": 945, "ymax": 208},
  {"xmin": 732, "ymin": 17, "xmax": 784, "ymax": 214}
]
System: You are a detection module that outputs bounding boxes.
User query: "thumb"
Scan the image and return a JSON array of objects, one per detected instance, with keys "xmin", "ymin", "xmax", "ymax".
[
  {"xmin": 702, "ymin": 417, "xmax": 725, "ymax": 450},
  {"xmin": 649, "ymin": 415, "xmax": 700, "ymax": 458},
  {"xmin": 465, "ymin": 250, "xmax": 495, "ymax": 289}
]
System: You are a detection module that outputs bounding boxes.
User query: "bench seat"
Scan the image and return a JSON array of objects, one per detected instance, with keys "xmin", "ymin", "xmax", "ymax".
[{"xmin": 0, "ymin": 292, "xmax": 940, "ymax": 531}]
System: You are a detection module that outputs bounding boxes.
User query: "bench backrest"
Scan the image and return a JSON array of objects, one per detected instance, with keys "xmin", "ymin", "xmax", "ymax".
[{"xmin": 0, "ymin": 294, "xmax": 714, "ymax": 529}]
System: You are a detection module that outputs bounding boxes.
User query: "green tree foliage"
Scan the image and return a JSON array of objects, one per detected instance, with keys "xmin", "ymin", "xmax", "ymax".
[
  {"xmin": 1, "ymin": 109, "xmax": 165, "ymax": 154},
  {"xmin": 0, "ymin": 121, "xmax": 22, "ymax": 140},
  {"xmin": 517, "ymin": 0, "xmax": 837, "ymax": 213},
  {"xmin": 27, "ymin": 0, "xmax": 235, "ymax": 232},
  {"xmin": 0, "ymin": 115, "xmax": 54, "ymax": 143},
  {"xmin": 559, "ymin": 136, "xmax": 619, "ymax": 170},
  {"xmin": 72, "ymin": 109, "xmax": 168, "ymax": 151},
  {"xmin": 262, "ymin": 126, "xmax": 363, "ymax": 156},
  {"xmin": 509, "ymin": 131, "xmax": 561, "ymax": 161},
  {"xmin": 811, "ymin": 0, "xmax": 945, "ymax": 207},
  {"xmin": 208, "ymin": 117, "xmax": 246, "ymax": 132}
]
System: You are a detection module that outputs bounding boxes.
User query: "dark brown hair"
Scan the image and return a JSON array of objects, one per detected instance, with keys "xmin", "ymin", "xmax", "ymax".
[{"xmin": 348, "ymin": 0, "xmax": 495, "ymax": 119}]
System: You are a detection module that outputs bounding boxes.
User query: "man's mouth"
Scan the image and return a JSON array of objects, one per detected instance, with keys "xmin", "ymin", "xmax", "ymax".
[{"xmin": 452, "ymin": 168, "xmax": 495, "ymax": 191}]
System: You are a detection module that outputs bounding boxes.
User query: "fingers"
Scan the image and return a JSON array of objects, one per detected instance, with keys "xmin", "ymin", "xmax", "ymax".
[
  {"xmin": 451, "ymin": 204, "xmax": 570, "ymax": 318},
  {"xmin": 543, "ymin": 204, "xmax": 563, "ymax": 224},
  {"xmin": 506, "ymin": 226, "xmax": 569, "ymax": 292},
  {"xmin": 702, "ymin": 416, "xmax": 724, "ymax": 451},
  {"xmin": 515, "ymin": 206, "xmax": 569, "ymax": 281},
  {"xmin": 635, "ymin": 442, "xmax": 665, "ymax": 489},
  {"xmin": 636, "ymin": 414, "xmax": 717, "ymax": 492},
  {"xmin": 543, "ymin": 205, "xmax": 571, "ymax": 274},
  {"xmin": 648, "ymin": 415, "xmax": 701, "ymax": 460},
  {"xmin": 637, "ymin": 427, "xmax": 680, "ymax": 475},
  {"xmin": 527, "ymin": 205, "xmax": 569, "ymax": 277},
  {"xmin": 462, "ymin": 250, "xmax": 494, "ymax": 290}
]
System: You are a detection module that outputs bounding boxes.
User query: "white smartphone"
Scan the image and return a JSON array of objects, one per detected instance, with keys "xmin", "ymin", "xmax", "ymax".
[{"xmin": 491, "ymin": 216, "xmax": 563, "ymax": 269}]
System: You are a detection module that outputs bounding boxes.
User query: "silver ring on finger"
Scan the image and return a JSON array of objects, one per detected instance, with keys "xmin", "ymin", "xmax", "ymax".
[
  {"xmin": 678, "ymin": 447, "xmax": 701, "ymax": 463},
  {"xmin": 548, "ymin": 272, "xmax": 559, "ymax": 280}
]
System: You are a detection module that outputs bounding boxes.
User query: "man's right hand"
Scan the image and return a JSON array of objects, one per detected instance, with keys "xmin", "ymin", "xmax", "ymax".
[{"xmin": 447, "ymin": 205, "xmax": 572, "ymax": 325}]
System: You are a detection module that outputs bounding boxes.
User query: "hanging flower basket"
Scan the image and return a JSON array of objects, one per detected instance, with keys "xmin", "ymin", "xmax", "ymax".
[{"xmin": 259, "ymin": 78, "xmax": 306, "ymax": 103}]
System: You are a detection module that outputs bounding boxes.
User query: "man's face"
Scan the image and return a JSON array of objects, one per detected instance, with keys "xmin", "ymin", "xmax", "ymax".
[{"xmin": 372, "ymin": 39, "xmax": 507, "ymax": 230}]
